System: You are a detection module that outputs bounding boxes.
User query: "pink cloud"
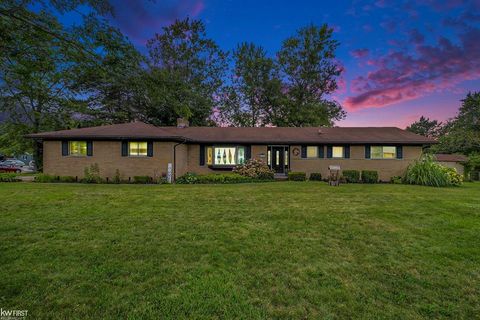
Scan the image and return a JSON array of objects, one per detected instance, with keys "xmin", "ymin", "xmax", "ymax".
[
  {"xmin": 350, "ymin": 48, "xmax": 370, "ymax": 58},
  {"xmin": 344, "ymin": 27, "xmax": 480, "ymax": 111}
]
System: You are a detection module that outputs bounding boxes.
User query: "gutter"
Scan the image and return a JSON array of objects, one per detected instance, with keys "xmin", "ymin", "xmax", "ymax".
[{"xmin": 173, "ymin": 137, "xmax": 188, "ymax": 182}]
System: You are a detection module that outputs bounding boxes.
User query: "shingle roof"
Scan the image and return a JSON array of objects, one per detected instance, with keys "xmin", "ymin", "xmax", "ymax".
[
  {"xmin": 26, "ymin": 121, "xmax": 436, "ymax": 145},
  {"xmin": 434, "ymin": 154, "xmax": 468, "ymax": 162}
]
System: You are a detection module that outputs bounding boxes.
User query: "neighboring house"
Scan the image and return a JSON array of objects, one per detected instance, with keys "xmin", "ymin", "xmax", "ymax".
[
  {"xmin": 27, "ymin": 120, "xmax": 435, "ymax": 182},
  {"xmin": 434, "ymin": 154, "xmax": 468, "ymax": 176}
]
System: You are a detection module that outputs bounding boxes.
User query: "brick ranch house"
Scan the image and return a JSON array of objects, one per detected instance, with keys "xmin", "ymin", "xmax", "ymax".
[{"xmin": 27, "ymin": 120, "xmax": 436, "ymax": 182}]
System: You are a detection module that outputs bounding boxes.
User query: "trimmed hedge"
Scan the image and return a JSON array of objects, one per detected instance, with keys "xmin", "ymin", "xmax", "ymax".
[
  {"xmin": 176, "ymin": 173, "xmax": 256, "ymax": 184},
  {"xmin": 361, "ymin": 170, "xmax": 378, "ymax": 183},
  {"xmin": 288, "ymin": 172, "xmax": 306, "ymax": 181},
  {"xmin": 391, "ymin": 176, "xmax": 402, "ymax": 184},
  {"xmin": 0, "ymin": 173, "xmax": 21, "ymax": 182},
  {"xmin": 309, "ymin": 173, "xmax": 322, "ymax": 181},
  {"xmin": 59, "ymin": 176, "xmax": 76, "ymax": 183},
  {"xmin": 343, "ymin": 170, "xmax": 360, "ymax": 183},
  {"xmin": 133, "ymin": 176, "xmax": 153, "ymax": 184},
  {"xmin": 34, "ymin": 174, "xmax": 58, "ymax": 183}
]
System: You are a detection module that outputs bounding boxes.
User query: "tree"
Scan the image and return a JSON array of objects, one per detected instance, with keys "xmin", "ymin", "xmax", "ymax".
[
  {"xmin": 71, "ymin": 15, "xmax": 146, "ymax": 124},
  {"xmin": 435, "ymin": 92, "xmax": 480, "ymax": 155},
  {"xmin": 217, "ymin": 43, "xmax": 282, "ymax": 127},
  {"xmin": 145, "ymin": 18, "xmax": 227, "ymax": 126},
  {"xmin": 0, "ymin": 1, "xmax": 142, "ymax": 166},
  {"xmin": 274, "ymin": 24, "xmax": 346, "ymax": 127},
  {"xmin": 406, "ymin": 116, "xmax": 443, "ymax": 138},
  {"xmin": 0, "ymin": 7, "xmax": 87, "ymax": 164}
]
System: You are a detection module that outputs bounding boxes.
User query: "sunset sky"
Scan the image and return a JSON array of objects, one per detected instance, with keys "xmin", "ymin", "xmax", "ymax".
[{"xmin": 71, "ymin": 0, "xmax": 480, "ymax": 128}]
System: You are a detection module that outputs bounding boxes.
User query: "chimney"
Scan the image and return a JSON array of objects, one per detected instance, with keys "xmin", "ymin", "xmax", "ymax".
[
  {"xmin": 318, "ymin": 129, "xmax": 322, "ymax": 134},
  {"xmin": 177, "ymin": 118, "xmax": 189, "ymax": 128}
]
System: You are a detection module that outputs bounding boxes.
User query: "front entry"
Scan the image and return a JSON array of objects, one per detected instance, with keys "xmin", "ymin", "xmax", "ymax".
[{"xmin": 269, "ymin": 146, "xmax": 289, "ymax": 174}]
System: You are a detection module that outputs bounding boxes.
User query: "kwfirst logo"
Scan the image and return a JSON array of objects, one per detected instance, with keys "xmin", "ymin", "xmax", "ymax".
[{"xmin": 0, "ymin": 308, "xmax": 28, "ymax": 320}]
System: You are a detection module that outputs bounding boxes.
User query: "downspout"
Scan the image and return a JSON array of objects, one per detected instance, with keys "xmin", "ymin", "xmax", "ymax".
[{"xmin": 173, "ymin": 137, "xmax": 187, "ymax": 182}]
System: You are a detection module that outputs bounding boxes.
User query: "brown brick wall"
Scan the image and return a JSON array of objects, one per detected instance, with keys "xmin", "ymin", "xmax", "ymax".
[
  {"xmin": 43, "ymin": 141, "xmax": 423, "ymax": 181},
  {"xmin": 288, "ymin": 145, "xmax": 422, "ymax": 181},
  {"xmin": 43, "ymin": 140, "xmax": 184, "ymax": 180}
]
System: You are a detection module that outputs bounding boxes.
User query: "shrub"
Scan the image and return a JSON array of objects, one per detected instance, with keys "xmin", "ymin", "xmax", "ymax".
[
  {"xmin": 309, "ymin": 172, "xmax": 322, "ymax": 181},
  {"xmin": 361, "ymin": 170, "xmax": 378, "ymax": 183},
  {"xmin": 343, "ymin": 170, "xmax": 360, "ymax": 183},
  {"xmin": 34, "ymin": 174, "xmax": 58, "ymax": 183},
  {"xmin": 0, "ymin": 173, "xmax": 21, "ymax": 182},
  {"xmin": 404, "ymin": 154, "xmax": 452, "ymax": 187},
  {"xmin": 390, "ymin": 176, "xmax": 403, "ymax": 184},
  {"xmin": 176, "ymin": 172, "xmax": 199, "ymax": 184},
  {"xmin": 288, "ymin": 172, "xmax": 306, "ymax": 181},
  {"xmin": 133, "ymin": 176, "xmax": 152, "ymax": 184},
  {"xmin": 83, "ymin": 163, "xmax": 103, "ymax": 183},
  {"xmin": 113, "ymin": 169, "xmax": 122, "ymax": 184},
  {"xmin": 233, "ymin": 159, "xmax": 274, "ymax": 180},
  {"xmin": 200, "ymin": 173, "xmax": 253, "ymax": 184},
  {"xmin": 442, "ymin": 167, "xmax": 463, "ymax": 186},
  {"xmin": 59, "ymin": 176, "xmax": 76, "ymax": 183}
]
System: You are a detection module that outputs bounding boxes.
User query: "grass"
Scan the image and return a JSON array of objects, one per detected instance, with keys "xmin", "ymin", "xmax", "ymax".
[{"xmin": 0, "ymin": 182, "xmax": 479, "ymax": 319}]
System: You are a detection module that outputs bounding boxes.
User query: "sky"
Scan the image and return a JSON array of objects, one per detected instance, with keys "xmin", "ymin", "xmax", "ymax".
[{"xmin": 77, "ymin": 0, "xmax": 480, "ymax": 127}]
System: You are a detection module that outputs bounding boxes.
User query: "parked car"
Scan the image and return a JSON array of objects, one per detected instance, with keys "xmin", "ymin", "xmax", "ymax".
[
  {"xmin": 0, "ymin": 164, "xmax": 22, "ymax": 173},
  {"xmin": 0, "ymin": 159, "xmax": 26, "ymax": 167}
]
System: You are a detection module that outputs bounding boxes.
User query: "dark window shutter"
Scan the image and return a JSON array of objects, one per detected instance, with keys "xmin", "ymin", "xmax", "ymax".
[
  {"xmin": 318, "ymin": 145, "xmax": 324, "ymax": 158},
  {"xmin": 147, "ymin": 141, "xmax": 153, "ymax": 157},
  {"xmin": 327, "ymin": 146, "xmax": 333, "ymax": 158},
  {"xmin": 86, "ymin": 141, "xmax": 93, "ymax": 156},
  {"xmin": 199, "ymin": 145, "xmax": 205, "ymax": 166},
  {"xmin": 396, "ymin": 146, "xmax": 403, "ymax": 159},
  {"xmin": 121, "ymin": 141, "xmax": 128, "ymax": 157},
  {"xmin": 365, "ymin": 145, "xmax": 371, "ymax": 159},
  {"xmin": 344, "ymin": 145, "xmax": 350, "ymax": 159},
  {"xmin": 62, "ymin": 141, "xmax": 69, "ymax": 156},
  {"xmin": 245, "ymin": 145, "xmax": 252, "ymax": 159},
  {"xmin": 301, "ymin": 146, "xmax": 307, "ymax": 158}
]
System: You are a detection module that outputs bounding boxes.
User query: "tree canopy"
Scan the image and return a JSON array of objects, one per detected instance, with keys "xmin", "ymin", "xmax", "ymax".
[{"xmin": 1, "ymin": 1, "xmax": 349, "ymax": 161}]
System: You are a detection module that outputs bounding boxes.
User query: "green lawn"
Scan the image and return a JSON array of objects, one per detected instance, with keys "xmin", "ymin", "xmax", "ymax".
[{"xmin": 0, "ymin": 182, "xmax": 479, "ymax": 319}]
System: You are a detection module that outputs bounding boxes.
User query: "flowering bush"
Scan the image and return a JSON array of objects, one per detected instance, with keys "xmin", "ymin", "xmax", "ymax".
[
  {"xmin": 233, "ymin": 159, "xmax": 274, "ymax": 180},
  {"xmin": 442, "ymin": 166, "xmax": 463, "ymax": 186},
  {"xmin": 404, "ymin": 154, "xmax": 462, "ymax": 187}
]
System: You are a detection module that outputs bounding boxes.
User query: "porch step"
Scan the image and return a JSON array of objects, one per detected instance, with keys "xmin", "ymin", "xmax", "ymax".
[{"xmin": 274, "ymin": 174, "xmax": 288, "ymax": 180}]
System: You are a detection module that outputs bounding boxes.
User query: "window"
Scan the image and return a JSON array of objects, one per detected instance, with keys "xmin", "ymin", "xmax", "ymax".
[
  {"xmin": 129, "ymin": 141, "xmax": 148, "ymax": 156},
  {"xmin": 332, "ymin": 146, "xmax": 344, "ymax": 158},
  {"xmin": 69, "ymin": 141, "xmax": 87, "ymax": 156},
  {"xmin": 213, "ymin": 146, "xmax": 245, "ymax": 166},
  {"xmin": 371, "ymin": 146, "xmax": 396, "ymax": 159},
  {"xmin": 207, "ymin": 147, "xmax": 213, "ymax": 165},
  {"xmin": 306, "ymin": 146, "xmax": 318, "ymax": 158}
]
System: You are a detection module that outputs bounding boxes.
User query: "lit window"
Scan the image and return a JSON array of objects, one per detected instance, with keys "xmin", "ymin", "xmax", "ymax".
[
  {"xmin": 285, "ymin": 150, "xmax": 288, "ymax": 166},
  {"xmin": 69, "ymin": 141, "xmax": 87, "ymax": 156},
  {"xmin": 307, "ymin": 146, "xmax": 318, "ymax": 158},
  {"xmin": 267, "ymin": 150, "xmax": 271, "ymax": 165},
  {"xmin": 213, "ymin": 146, "xmax": 245, "ymax": 165},
  {"xmin": 332, "ymin": 146, "xmax": 344, "ymax": 158},
  {"xmin": 207, "ymin": 147, "xmax": 213, "ymax": 165},
  {"xmin": 129, "ymin": 142, "xmax": 148, "ymax": 156},
  {"xmin": 371, "ymin": 146, "xmax": 396, "ymax": 159}
]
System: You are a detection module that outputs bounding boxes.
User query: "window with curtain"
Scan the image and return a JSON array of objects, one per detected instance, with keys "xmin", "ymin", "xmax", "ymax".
[
  {"xmin": 128, "ymin": 142, "xmax": 148, "ymax": 156},
  {"xmin": 213, "ymin": 146, "xmax": 245, "ymax": 165},
  {"xmin": 69, "ymin": 141, "xmax": 87, "ymax": 156},
  {"xmin": 371, "ymin": 146, "xmax": 396, "ymax": 159}
]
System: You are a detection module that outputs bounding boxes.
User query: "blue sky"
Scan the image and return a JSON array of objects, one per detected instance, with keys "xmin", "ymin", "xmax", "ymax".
[{"xmin": 64, "ymin": 0, "xmax": 480, "ymax": 127}]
